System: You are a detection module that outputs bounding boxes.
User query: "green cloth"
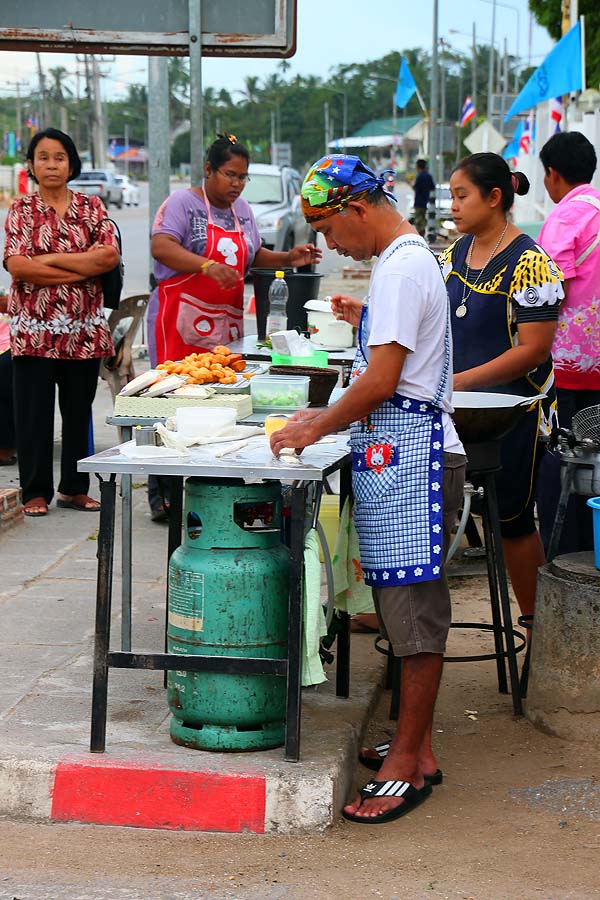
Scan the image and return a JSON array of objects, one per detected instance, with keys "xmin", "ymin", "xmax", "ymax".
[
  {"xmin": 302, "ymin": 528, "xmax": 328, "ymax": 686},
  {"xmin": 331, "ymin": 497, "xmax": 375, "ymax": 615}
]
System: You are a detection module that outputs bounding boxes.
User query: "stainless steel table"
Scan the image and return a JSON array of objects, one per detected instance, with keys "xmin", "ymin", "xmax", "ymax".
[
  {"xmin": 79, "ymin": 435, "xmax": 352, "ymax": 761},
  {"xmin": 105, "ymin": 414, "xmax": 261, "ymax": 652},
  {"xmin": 228, "ymin": 334, "xmax": 358, "ymax": 367}
]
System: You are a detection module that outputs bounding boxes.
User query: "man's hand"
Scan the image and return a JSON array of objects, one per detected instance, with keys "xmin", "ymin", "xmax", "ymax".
[
  {"xmin": 330, "ymin": 294, "xmax": 364, "ymax": 327},
  {"xmin": 270, "ymin": 409, "xmax": 324, "ymax": 456}
]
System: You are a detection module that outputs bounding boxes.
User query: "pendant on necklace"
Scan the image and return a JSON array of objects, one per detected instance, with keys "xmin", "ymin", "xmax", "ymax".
[{"xmin": 455, "ymin": 304, "xmax": 468, "ymax": 319}]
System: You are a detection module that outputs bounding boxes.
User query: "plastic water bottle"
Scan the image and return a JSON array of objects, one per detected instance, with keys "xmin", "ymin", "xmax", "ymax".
[{"xmin": 266, "ymin": 270, "xmax": 289, "ymax": 336}]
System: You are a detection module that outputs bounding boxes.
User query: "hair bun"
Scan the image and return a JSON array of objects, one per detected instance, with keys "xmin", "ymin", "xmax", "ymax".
[{"xmin": 511, "ymin": 170, "xmax": 530, "ymax": 196}]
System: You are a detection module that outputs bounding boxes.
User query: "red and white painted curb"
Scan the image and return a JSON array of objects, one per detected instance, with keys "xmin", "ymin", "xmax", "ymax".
[{"xmin": 0, "ymin": 755, "xmax": 344, "ymax": 833}]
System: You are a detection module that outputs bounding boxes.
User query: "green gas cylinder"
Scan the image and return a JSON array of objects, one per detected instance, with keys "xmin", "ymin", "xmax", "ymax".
[{"xmin": 167, "ymin": 478, "xmax": 290, "ymax": 751}]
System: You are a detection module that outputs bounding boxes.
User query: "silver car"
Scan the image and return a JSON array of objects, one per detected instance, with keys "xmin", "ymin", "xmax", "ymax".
[
  {"xmin": 69, "ymin": 169, "xmax": 124, "ymax": 209},
  {"xmin": 245, "ymin": 163, "xmax": 313, "ymax": 252}
]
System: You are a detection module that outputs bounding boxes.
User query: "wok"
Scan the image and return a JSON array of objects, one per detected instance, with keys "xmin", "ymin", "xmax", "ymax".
[{"xmin": 450, "ymin": 392, "xmax": 546, "ymax": 445}]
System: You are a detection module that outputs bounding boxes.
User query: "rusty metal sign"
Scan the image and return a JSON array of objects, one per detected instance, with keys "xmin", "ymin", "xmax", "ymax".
[{"xmin": 0, "ymin": 0, "xmax": 296, "ymax": 57}]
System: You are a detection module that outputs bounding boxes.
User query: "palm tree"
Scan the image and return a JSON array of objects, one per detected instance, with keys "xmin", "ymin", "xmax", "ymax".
[{"xmin": 47, "ymin": 66, "xmax": 73, "ymax": 131}]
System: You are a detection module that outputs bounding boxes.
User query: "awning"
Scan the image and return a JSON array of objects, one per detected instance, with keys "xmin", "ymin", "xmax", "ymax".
[{"xmin": 327, "ymin": 135, "xmax": 403, "ymax": 150}]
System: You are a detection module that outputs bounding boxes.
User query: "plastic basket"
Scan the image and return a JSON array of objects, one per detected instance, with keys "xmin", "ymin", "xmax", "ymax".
[
  {"xmin": 587, "ymin": 497, "xmax": 600, "ymax": 570},
  {"xmin": 271, "ymin": 350, "xmax": 328, "ymax": 368}
]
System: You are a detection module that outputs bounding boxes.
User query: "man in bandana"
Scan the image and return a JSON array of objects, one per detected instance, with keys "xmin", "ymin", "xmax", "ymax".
[{"xmin": 271, "ymin": 155, "xmax": 466, "ymax": 824}]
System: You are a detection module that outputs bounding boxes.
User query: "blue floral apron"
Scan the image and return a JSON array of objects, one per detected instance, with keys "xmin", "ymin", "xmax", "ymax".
[{"xmin": 349, "ymin": 240, "xmax": 451, "ymax": 587}]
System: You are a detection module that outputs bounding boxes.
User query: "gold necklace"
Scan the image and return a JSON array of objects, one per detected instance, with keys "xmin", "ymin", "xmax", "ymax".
[{"xmin": 455, "ymin": 221, "xmax": 509, "ymax": 319}]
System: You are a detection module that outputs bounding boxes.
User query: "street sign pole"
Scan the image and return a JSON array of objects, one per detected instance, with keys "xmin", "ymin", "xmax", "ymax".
[
  {"xmin": 189, "ymin": 0, "xmax": 204, "ymax": 187},
  {"xmin": 148, "ymin": 57, "xmax": 170, "ymax": 285}
]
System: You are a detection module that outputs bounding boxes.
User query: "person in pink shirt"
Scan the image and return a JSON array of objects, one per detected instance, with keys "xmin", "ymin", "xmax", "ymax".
[{"xmin": 537, "ymin": 131, "xmax": 600, "ymax": 554}]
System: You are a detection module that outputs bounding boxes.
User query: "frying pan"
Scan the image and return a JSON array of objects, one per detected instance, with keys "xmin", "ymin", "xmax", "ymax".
[{"xmin": 450, "ymin": 392, "xmax": 546, "ymax": 444}]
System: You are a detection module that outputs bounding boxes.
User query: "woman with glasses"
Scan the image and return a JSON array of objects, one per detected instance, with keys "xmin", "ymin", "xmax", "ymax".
[
  {"xmin": 146, "ymin": 134, "xmax": 320, "ymax": 522},
  {"xmin": 150, "ymin": 134, "xmax": 320, "ymax": 366}
]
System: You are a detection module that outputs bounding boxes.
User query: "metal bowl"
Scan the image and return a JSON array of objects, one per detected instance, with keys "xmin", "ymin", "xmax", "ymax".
[{"xmin": 450, "ymin": 391, "xmax": 543, "ymax": 445}]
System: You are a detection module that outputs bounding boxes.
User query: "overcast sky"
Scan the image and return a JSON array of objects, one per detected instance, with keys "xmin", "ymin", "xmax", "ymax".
[{"xmin": 0, "ymin": 0, "xmax": 557, "ymax": 102}]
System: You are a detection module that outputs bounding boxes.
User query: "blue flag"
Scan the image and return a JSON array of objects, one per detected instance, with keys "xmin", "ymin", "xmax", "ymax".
[
  {"xmin": 395, "ymin": 57, "xmax": 417, "ymax": 110},
  {"xmin": 504, "ymin": 21, "xmax": 582, "ymax": 121}
]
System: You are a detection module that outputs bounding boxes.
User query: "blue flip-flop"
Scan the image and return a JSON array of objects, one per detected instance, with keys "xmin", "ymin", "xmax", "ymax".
[{"xmin": 342, "ymin": 779, "xmax": 432, "ymax": 824}]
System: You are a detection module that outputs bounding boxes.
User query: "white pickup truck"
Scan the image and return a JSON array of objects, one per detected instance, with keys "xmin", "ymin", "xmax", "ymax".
[{"xmin": 69, "ymin": 170, "xmax": 124, "ymax": 209}]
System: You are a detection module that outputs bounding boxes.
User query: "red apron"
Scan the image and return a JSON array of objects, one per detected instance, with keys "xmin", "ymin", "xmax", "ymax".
[{"xmin": 155, "ymin": 188, "xmax": 247, "ymax": 363}]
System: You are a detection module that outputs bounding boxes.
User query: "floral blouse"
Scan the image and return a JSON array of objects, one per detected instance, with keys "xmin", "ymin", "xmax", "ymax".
[{"xmin": 3, "ymin": 191, "xmax": 117, "ymax": 359}]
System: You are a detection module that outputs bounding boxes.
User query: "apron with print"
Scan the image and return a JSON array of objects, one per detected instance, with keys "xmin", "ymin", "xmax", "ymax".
[
  {"xmin": 349, "ymin": 240, "xmax": 450, "ymax": 587},
  {"xmin": 155, "ymin": 187, "xmax": 247, "ymax": 363}
]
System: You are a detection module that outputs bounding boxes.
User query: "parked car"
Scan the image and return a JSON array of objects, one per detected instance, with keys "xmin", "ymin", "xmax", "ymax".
[
  {"xmin": 114, "ymin": 175, "xmax": 140, "ymax": 207},
  {"xmin": 69, "ymin": 169, "xmax": 123, "ymax": 209},
  {"xmin": 244, "ymin": 163, "xmax": 313, "ymax": 252}
]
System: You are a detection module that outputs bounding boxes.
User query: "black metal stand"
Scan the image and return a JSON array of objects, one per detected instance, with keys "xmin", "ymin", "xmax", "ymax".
[
  {"xmin": 547, "ymin": 461, "xmax": 576, "ymax": 562},
  {"xmin": 335, "ymin": 461, "xmax": 353, "ymax": 700},
  {"xmin": 447, "ymin": 464, "xmax": 524, "ymax": 716},
  {"xmin": 379, "ymin": 454, "xmax": 526, "ymax": 720},
  {"xmin": 89, "ymin": 466, "xmax": 350, "ymax": 762}
]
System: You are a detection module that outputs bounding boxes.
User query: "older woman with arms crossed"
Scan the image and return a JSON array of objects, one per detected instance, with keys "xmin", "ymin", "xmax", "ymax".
[{"xmin": 3, "ymin": 128, "xmax": 119, "ymax": 517}]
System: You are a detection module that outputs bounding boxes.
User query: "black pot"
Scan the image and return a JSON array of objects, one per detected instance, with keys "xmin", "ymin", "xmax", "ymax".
[{"xmin": 250, "ymin": 268, "xmax": 323, "ymax": 340}]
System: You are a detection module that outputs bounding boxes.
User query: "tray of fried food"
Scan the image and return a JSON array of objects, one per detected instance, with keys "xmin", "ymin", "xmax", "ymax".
[{"xmin": 156, "ymin": 345, "xmax": 247, "ymax": 386}]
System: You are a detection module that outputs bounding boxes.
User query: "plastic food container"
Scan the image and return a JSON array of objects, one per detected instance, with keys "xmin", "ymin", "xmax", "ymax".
[{"xmin": 250, "ymin": 374, "xmax": 310, "ymax": 411}]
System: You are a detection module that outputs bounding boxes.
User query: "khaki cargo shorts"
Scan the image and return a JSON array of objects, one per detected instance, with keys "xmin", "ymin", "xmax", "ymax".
[{"xmin": 372, "ymin": 452, "xmax": 466, "ymax": 657}]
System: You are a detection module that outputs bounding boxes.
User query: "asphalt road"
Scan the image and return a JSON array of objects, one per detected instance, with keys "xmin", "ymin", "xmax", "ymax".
[{"xmin": 0, "ymin": 179, "xmax": 419, "ymax": 299}]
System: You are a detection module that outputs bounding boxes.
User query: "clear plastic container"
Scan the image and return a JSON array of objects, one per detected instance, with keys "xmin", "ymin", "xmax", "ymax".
[{"xmin": 250, "ymin": 374, "xmax": 310, "ymax": 411}]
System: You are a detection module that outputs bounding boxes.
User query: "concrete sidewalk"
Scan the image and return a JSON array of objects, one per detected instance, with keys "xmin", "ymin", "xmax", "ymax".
[{"xmin": 0, "ymin": 267, "xmax": 389, "ymax": 835}]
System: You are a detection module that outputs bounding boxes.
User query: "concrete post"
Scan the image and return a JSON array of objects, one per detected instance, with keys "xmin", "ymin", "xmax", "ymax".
[{"xmin": 527, "ymin": 552, "xmax": 600, "ymax": 741}]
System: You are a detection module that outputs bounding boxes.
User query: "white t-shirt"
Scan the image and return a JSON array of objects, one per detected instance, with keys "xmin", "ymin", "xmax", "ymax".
[{"xmin": 366, "ymin": 234, "xmax": 464, "ymax": 455}]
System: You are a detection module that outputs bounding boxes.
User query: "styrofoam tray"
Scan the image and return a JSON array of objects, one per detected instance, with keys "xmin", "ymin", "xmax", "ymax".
[{"xmin": 212, "ymin": 362, "xmax": 269, "ymax": 393}]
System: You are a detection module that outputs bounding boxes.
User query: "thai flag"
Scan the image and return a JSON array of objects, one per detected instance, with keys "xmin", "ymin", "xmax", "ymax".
[
  {"xmin": 550, "ymin": 97, "xmax": 562, "ymax": 133},
  {"xmin": 519, "ymin": 112, "xmax": 534, "ymax": 154},
  {"xmin": 459, "ymin": 96, "xmax": 476, "ymax": 128}
]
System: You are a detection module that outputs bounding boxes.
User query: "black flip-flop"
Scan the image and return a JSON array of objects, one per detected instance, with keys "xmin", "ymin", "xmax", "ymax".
[
  {"xmin": 0, "ymin": 455, "xmax": 17, "ymax": 466},
  {"xmin": 56, "ymin": 494, "xmax": 101, "ymax": 511},
  {"xmin": 359, "ymin": 742, "xmax": 443, "ymax": 784},
  {"xmin": 342, "ymin": 779, "xmax": 432, "ymax": 825}
]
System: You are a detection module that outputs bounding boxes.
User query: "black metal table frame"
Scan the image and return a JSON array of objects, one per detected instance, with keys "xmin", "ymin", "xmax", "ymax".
[{"xmin": 90, "ymin": 461, "xmax": 352, "ymax": 763}]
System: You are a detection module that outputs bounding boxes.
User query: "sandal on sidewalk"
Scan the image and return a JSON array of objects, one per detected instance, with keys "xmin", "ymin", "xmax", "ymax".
[
  {"xmin": 56, "ymin": 494, "xmax": 101, "ymax": 511},
  {"xmin": 359, "ymin": 742, "xmax": 443, "ymax": 784},
  {"xmin": 23, "ymin": 497, "xmax": 49, "ymax": 517},
  {"xmin": 342, "ymin": 779, "xmax": 432, "ymax": 824}
]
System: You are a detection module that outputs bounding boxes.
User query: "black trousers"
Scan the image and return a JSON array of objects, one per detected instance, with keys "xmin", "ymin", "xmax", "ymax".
[
  {"xmin": 0, "ymin": 350, "xmax": 15, "ymax": 450},
  {"xmin": 537, "ymin": 387, "xmax": 600, "ymax": 555},
  {"xmin": 12, "ymin": 355, "xmax": 100, "ymax": 505}
]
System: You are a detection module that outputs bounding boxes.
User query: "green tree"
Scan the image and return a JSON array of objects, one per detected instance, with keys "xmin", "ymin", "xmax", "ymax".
[{"xmin": 528, "ymin": 0, "xmax": 600, "ymax": 89}]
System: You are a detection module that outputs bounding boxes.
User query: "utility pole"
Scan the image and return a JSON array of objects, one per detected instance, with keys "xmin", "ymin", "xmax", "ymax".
[
  {"xmin": 91, "ymin": 57, "xmax": 106, "ymax": 168},
  {"xmin": 83, "ymin": 55, "xmax": 95, "ymax": 166},
  {"xmin": 428, "ymin": 0, "xmax": 440, "ymax": 244},
  {"xmin": 487, "ymin": 0, "xmax": 497, "ymax": 122},
  {"xmin": 324, "ymin": 102, "xmax": 330, "ymax": 154},
  {"xmin": 35, "ymin": 53, "xmax": 48, "ymax": 130},
  {"xmin": 6, "ymin": 81, "xmax": 27, "ymax": 151},
  {"xmin": 472, "ymin": 22, "xmax": 478, "ymax": 133},
  {"xmin": 270, "ymin": 109, "xmax": 276, "ymax": 164}
]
